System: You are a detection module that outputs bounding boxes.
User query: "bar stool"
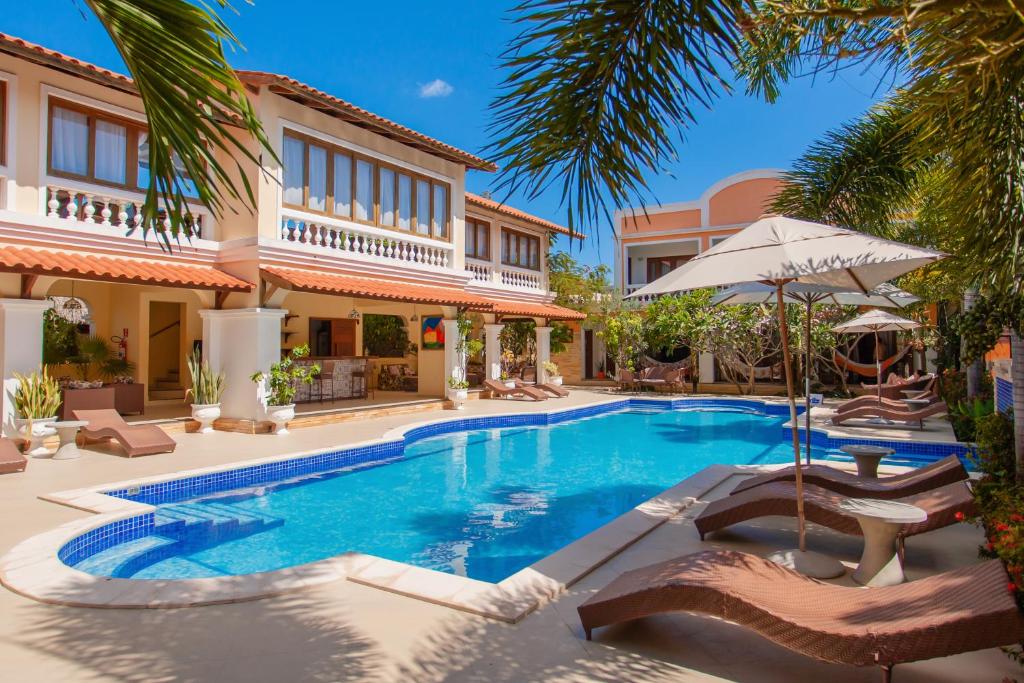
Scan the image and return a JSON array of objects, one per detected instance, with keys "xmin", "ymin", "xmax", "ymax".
[
  {"xmin": 317, "ymin": 361, "xmax": 336, "ymax": 403},
  {"xmin": 351, "ymin": 370, "xmax": 367, "ymax": 400}
]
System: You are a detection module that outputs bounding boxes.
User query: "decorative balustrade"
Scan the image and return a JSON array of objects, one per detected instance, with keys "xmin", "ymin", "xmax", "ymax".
[
  {"xmin": 464, "ymin": 260, "xmax": 493, "ymax": 282},
  {"xmin": 499, "ymin": 267, "xmax": 543, "ymax": 290},
  {"xmin": 46, "ymin": 185, "xmax": 206, "ymax": 238},
  {"xmin": 624, "ymin": 283, "xmax": 659, "ymax": 302},
  {"xmin": 279, "ymin": 214, "xmax": 452, "ymax": 269}
]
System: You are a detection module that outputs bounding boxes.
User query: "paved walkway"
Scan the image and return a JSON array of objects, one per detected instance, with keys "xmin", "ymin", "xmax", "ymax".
[{"xmin": 0, "ymin": 390, "xmax": 1014, "ymax": 682}]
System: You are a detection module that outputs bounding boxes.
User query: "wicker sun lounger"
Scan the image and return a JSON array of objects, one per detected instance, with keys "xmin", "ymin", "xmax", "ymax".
[
  {"xmin": 483, "ymin": 379, "xmax": 547, "ymax": 401},
  {"xmin": 832, "ymin": 401, "xmax": 948, "ymax": 429},
  {"xmin": 0, "ymin": 437, "xmax": 26, "ymax": 474},
  {"xmin": 72, "ymin": 409, "xmax": 177, "ymax": 458},
  {"xmin": 577, "ymin": 550, "xmax": 1024, "ymax": 682},
  {"xmin": 729, "ymin": 454, "xmax": 968, "ymax": 500},
  {"xmin": 694, "ymin": 481, "xmax": 975, "ymax": 550}
]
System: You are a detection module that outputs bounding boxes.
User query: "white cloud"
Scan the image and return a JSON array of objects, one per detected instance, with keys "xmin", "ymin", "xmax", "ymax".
[{"xmin": 419, "ymin": 79, "xmax": 454, "ymax": 99}]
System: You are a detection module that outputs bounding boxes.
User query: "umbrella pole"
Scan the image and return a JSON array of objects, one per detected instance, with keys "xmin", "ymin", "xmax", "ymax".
[
  {"xmin": 776, "ymin": 284, "xmax": 806, "ymax": 552},
  {"xmin": 805, "ymin": 298, "xmax": 812, "ymax": 466},
  {"xmin": 875, "ymin": 329, "xmax": 882, "ymax": 405}
]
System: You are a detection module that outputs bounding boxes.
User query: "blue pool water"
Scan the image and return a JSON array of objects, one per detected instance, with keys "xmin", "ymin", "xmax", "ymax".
[{"xmin": 72, "ymin": 407, "xmax": 829, "ymax": 583}]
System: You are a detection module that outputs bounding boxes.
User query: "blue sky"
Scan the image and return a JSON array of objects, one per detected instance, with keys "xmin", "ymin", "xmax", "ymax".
[{"xmin": 7, "ymin": 1, "xmax": 889, "ymax": 266}]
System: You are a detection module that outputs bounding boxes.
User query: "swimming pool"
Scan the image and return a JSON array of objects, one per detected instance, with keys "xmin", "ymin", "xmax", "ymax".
[{"xmin": 59, "ymin": 400, "xmax": 963, "ymax": 586}]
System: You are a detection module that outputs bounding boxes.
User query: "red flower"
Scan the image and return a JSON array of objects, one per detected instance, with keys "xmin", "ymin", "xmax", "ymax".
[
  {"xmin": 986, "ymin": 541, "xmax": 995, "ymax": 551},
  {"xmin": 1011, "ymin": 514, "xmax": 1024, "ymax": 523},
  {"xmin": 1008, "ymin": 582, "xmax": 1018, "ymax": 594},
  {"xmin": 954, "ymin": 511, "xmax": 966, "ymax": 522},
  {"xmin": 996, "ymin": 522, "xmax": 1010, "ymax": 532}
]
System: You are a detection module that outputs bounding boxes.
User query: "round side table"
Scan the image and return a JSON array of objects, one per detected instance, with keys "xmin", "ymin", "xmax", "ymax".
[
  {"xmin": 51, "ymin": 420, "xmax": 88, "ymax": 460},
  {"xmin": 838, "ymin": 498, "xmax": 927, "ymax": 587},
  {"xmin": 838, "ymin": 444, "xmax": 894, "ymax": 478}
]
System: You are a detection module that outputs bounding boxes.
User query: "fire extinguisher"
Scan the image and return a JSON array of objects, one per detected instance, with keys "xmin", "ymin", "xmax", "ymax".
[{"xmin": 111, "ymin": 328, "xmax": 128, "ymax": 360}]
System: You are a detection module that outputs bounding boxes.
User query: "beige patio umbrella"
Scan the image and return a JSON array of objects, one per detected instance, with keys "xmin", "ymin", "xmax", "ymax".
[
  {"xmin": 712, "ymin": 282, "xmax": 919, "ymax": 463},
  {"xmin": 833, "ymin": 309, "xmax": 923, "ymax": 405},
  {"xmin": 629, "ymin": 215, "xmax": 943, "ymax": 577}
]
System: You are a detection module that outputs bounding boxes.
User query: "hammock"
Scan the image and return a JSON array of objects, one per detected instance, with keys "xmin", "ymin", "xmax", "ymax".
[
  {"xmin": 833, "ymin": 344, "xmax": 913, "ymax": 378},
  {"xmin": 721, "ymin": 360, "xmax": 783, "ymax": 381},
  {"xmin": 643, "ymin": 355, "xmax": 691, "ymax": 370}
]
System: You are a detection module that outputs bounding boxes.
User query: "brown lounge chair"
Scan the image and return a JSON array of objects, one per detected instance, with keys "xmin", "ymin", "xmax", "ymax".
[
  {"xmin": 72, "ymin": 409, "xmax": 177, "ymax": 457},
  {"xmin": 483, "ymin": 379, "xmax": 547, "ymax": 401},
  {"xmin": 729, "ymin": 454, "xmax": 968, "ymax": 500},
  {"xmin": 694, "ymin": 481, "xmax": 975, "ymax": 551},
  {"xmin": 617, "ymin": 369, "xmax": 637, "ymax": 392},
  {"xmin": 516, "ymin": 378, "xmax": 569, "ymax": 398},
  {"xmin": 832, "ymin": 401, "xmax": 949, "ymax": 429},
  {"xmin": 0, "ymin": 437, "xmax": 27, "ymax": 474},
  {"xmin": 861, "ymin": 373, "xmax": 935, "ymax": 400},
  {"xmin": 838, "ymin": 377, "xmax": 939, "ymax": 414},
  {"xmin": 577, "ymin": 550, "xmax": 1024, "ymax": 682}
]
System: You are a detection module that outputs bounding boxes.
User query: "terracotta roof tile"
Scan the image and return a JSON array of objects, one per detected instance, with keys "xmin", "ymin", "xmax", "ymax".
[
  {"xmin": 466, "ymin": 193, "xmax": 585, "ymax": 239},
  {"xmin": 487, "ymin": 300, "xmax": 586, "ymax": 321},
  {"xmin": 0, "ymin": 246, "xmax": 253, "ymax": 291},
  {"xmin": 0, "ymin": 32, "xmax": 135, "ymax": 93},
  {"xmin": 262, "ymin": 267, "xmax": 493, "ymax": 308},
  {"xmin": 238, "ymin": 72, "xmax": 495, "ymax": 172}
]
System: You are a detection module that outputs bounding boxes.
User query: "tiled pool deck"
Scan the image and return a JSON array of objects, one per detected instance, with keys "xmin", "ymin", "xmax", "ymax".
[{"xmin": 0, "ymin": 389, "xmax": 1014, "ymax": 682}]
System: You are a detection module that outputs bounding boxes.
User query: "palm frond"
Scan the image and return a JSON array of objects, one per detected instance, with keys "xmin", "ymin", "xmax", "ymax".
[
  {"xmin": 486, "ymin": 0, "xmax": 749, "ymax": 234},
  {"xmin": 85, "ymin": 0, "xmax": 275, "ymax": 246}
]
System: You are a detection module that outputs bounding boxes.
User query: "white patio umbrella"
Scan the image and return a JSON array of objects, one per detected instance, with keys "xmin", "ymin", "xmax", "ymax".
[
  {"xmin": 628, "ymin": 215, "xmax": 943, "ymax": 577},
  {"xmin": 712, "ymin": 282, "xmax": 920, "ymax": 463},
  {"xmin": 833, "ymin": 309, "xmax": 923, "ymax": 405}
]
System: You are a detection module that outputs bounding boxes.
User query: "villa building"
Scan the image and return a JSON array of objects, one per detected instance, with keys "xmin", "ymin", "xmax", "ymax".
[
  {"xmin": 553, "ymin": 170, "xmax": 785, "ymax": 384},
  {"xmin": 0, "ymin": 32, "xmax": 584, "ymax": 431}
]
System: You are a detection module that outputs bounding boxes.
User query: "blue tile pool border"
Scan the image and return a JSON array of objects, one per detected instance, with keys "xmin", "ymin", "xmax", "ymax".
[{"xmin": 60, "ymin": 396, "xmax": 969, "ymax": 567}]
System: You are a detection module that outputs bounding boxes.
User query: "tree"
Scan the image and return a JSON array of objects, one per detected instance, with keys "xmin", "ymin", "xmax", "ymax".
[
  {"xmin": 547, "ymin": 251, "xmax": 612, "ymax": 314},
  {"xmin": 644, "ymin": 290, "xmax": 716, "ymax": 391},
  {"xmin": 488, "ymin": 0, "xmax": 1024, "ymax": 480},
  {"xmin": 597, "ymin": 310, "xmax": 646, "ymax": 374},
  {"xmin": 706, "ymin": 304, "xmax": 781, "ymax": 395},
  {"xmin": 84, "ymin": 0, "xmax": 275, "ymax": 243}
]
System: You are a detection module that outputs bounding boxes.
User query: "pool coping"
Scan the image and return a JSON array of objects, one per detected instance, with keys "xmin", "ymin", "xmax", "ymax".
[{"xmin": 0, "ymin": 394, "xmax": 967, "ymax": 621}]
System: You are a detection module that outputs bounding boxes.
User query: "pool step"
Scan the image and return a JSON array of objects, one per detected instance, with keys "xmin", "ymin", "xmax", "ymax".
[{"xmin": 72, "ymin": 534, "xmax": 178, "ymax": 577}]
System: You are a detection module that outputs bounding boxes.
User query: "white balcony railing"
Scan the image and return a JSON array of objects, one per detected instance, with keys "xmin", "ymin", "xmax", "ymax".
[
  {"xmin": 465, "ymin": 260, "xmax": 493, "ymax": 282},
  {"xmin": 46, "ymin": 183, "xmax": 208, "ymax": 238},
  {"xmin": 465, "ymin": 258, "xmax": 546, "ymax": 291},
  {"xmin": 624, "ymin": 283, "xmax": 658, "ymax": 302},
  {"xmin": 279, "ymin": 210, "xmax": 453, "ymax": 269}
]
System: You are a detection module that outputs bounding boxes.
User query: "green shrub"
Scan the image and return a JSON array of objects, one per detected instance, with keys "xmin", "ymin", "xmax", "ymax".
[{"xmin": 970, "ymin": 409, "xmax": 1016, "ymax": 482}]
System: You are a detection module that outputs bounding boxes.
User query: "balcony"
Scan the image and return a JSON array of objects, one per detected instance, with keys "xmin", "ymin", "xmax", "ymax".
[
  {"xmin": 624, "ymin": 283, "xmax": 659, "ymax": 303},
  {"xmin": 466, "ymin": 258, "xmax": 546, "ymax": 292},
  {"xmin": 279, "ymin": 208, "xmax": 455, "ymax": 272},
  {"xmin": 46, "ymin": 182, "xmax": 211, "ymax": 239}
]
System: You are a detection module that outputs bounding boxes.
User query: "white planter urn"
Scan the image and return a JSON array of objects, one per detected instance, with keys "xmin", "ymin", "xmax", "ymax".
[
  {"xmin": 190, "ymin": 403, "xmax": 221, "ymax": 434},
  {"xmin": 447, "ymin": 388, "xmax": 468, "ymax": 410},
  {"xmin": 266, "ymin": 404, "xmax": 296, "ymax": 435},
  {"xmin": 16, "ymin": 417, "xmax": 58, "ymax": 458},
  {"xmin": 548, "ymin": 376, "xmax": 563, "ymax": 386}
]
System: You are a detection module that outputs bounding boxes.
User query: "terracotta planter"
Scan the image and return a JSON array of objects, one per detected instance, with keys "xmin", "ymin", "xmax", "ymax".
[
  {"xmin": 190, "ymin": 403, "xmax": 221, "ymax": 434},
  {"xmin": 266, "ymin": 404, "xmax": 295, "ymax": 435}
]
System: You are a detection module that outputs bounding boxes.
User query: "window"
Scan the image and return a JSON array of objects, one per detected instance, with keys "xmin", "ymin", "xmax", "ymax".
[
  {"xmin": 646, "ymin": 255, "xmax": 692, "ymax": 282},
  {"xmin": 49, "ymin": 99, "xmax": 195, "ymax": 196},
  {"xmin": 281, "ymin": 130, "xmax": 451, "ymax": 240},
  {"xmin": 465, "ymin": 218, "xmax": 490, "ymax": 260},
  {"xmin": 309, "ymin": 318, "xmax": 357, "ymax": 357},
  {"xmin": 710, "ymin": 235, "xmax": 731, "ymax": 248},
  {"xmin": 501, "ymin": 228, "xmax": 542, "ymax": 270}
]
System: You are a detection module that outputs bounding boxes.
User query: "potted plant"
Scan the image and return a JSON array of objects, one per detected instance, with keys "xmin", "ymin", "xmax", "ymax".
[
  {"xmin": 250, "ymin": 345, "xmax": 320, "ymax": 435},
  {"xmin": 13, "ymin": 368, "xmax": 61, "ymax": 457},
  {"xmin": 185, "ymin": 350, "xmax": 225, "ymax": 433},
  {"xmin": 543, "ymin": 360, "xmax": 562, "ymax": 385},
  {"xmin": 447, "ymin": 376, "xmax": 469, "ymax": 410}
]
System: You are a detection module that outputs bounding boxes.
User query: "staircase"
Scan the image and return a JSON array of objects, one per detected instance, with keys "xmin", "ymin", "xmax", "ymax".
[
  {"xmin": 149, "ymin": 368, "xmax": 185, "ymax": 401},
  {"xmin": 73, "ymin": 500, "xmax": 284, "ymax": 579}
]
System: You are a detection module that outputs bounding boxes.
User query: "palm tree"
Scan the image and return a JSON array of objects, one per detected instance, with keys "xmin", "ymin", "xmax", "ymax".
[
  {"xmin": 85, "ymin": 0, "xmax": 274, "ymax": 244},
  {"xmin": 488, "ymin": 0, "xmax": 1024, "ymax": 481}
]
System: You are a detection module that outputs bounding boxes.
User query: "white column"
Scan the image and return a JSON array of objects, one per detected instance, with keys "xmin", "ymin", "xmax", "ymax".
[
  {"xmin": 536, "ymin": 325, "xmax": 552, "ymax": 384},
  {"xmin": 484, "ymin": 323, "xmax": 504, "ymax": 380},
  {"xmin": 0, "ymin": 299, "xmax": 50, "ymax": 437},
  {"xmin": 199, "ymin": 308, "xmax": 286, "ymax": 420},
  {"xmin": 699, "ymin": 352, "xmax": 715, "ymax": 386},
  {"xmin": 442, "ymin": 319, "xmax": 462, "ymax": 388}
]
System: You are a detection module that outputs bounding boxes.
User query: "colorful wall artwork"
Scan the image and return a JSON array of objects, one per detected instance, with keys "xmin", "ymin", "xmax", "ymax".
[{"xmin": 421, "ymin": 316, "xmax": 445, "ymax": 350}]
